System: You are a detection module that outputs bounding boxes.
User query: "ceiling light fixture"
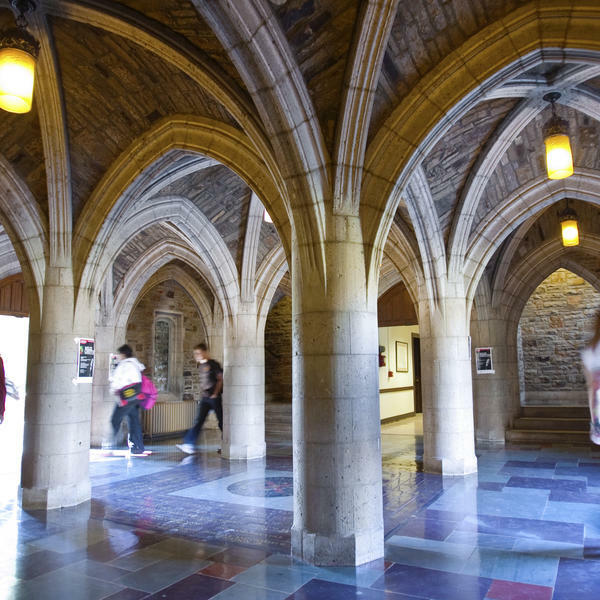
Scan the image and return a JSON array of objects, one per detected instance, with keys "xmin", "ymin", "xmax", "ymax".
[
  {"xmin": 559, "ymin": 199, "xmax": 579, "ymax": 247},
  {"xmin": 0, "ymin": 0, "xmax": 39, "ymax": 114},
  {"xmin": 543, "ymin": 92, "xmax": 573, "ymax": 180}
]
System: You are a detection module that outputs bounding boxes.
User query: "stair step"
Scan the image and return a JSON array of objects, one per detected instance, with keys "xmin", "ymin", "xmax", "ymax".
[
  {"xmin": 521, "ymin": 406, "xmax": 589, "ymax": 418},
  {"xmin": 506, "ymin": 429, "xmax": 590, "ymax": 444},
  {"xmin": 513, "ymin": 417, "xmax": 589, "ymax": 432}
]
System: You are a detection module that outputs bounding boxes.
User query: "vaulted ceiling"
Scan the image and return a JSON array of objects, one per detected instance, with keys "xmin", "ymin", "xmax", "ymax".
[{"xmin": 0, "ymin": 1, "xmax": 599, "ymax": 319}]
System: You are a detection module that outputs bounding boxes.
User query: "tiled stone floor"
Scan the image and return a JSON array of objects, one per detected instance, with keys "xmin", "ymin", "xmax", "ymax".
[{"xmin": 2, "ymin": 415, "xmax": 600, "ymax": 599}]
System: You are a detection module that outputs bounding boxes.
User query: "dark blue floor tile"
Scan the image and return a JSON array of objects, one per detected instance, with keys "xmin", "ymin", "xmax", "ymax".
[
  {"xmin": 104, "ymin": 589, "xmax": 148, "ymax": 600},
  {"xmin": 393, "ymin": 517, "xmax": 456, "ymax": 541},
  {"xmin": 144, "ymin": 573, "xmax": 233, "ymax": 599},
  {"xmin": 549, "ymin": 489, "xmax": 600, "ymax": 504},
  {"xmin": 285, "ymin": 578, "xmax": 420, "ymax": 599},
  {"xmin": 553, "ymin": 557, "xmax": 600, "ymax": 599},
  {"xmin": 477, "ymin": 482, "xmax": 505, "ymax": 491},
  {"xmin": 506, "ymin": 476, "xmax": 585, "ymax": 492},
  {"xmin": 504, "ymin": 461, "xmax": 556, "ymax": 469},
  {"xmin": 456, "ymin": 514, "xmax": 583, "ymax": 544},
  {"xmin": 370, "ymin": 563, "xmax": 492, "ymax": 600},
  {"xmin": 9, "ymin": 549, "xmax": 86, "ymax": 580}
]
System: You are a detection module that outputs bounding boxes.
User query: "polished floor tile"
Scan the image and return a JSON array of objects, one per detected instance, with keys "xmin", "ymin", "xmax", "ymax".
[
  {"xmin": 286, "ymin": 577, "xmax": 422, "ymax": 599},
  {"xmin": 2, "ymin": 418, "xmax": 600, "ymax": 599},
  {"xmin": 143, "ymin": 573, "xmax": 234, "ymax": 599},
  {"xmin": 371, "ymin": 563, "xmax": 492, "ymax": 600}
]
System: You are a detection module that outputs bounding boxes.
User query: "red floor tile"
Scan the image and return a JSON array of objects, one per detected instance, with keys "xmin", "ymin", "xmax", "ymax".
[
  {"xmin": 200, "ymin": 562, "xmax": 248, "ymax": 579},
  {"xmin": 487, "ymin": 579, "xmax": 553, "ymax": 600}
]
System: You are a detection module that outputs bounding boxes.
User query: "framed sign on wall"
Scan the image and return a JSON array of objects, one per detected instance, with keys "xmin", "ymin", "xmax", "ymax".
[
  {"xmin": 475, "ymin": 347, "xmax": 494, "ymax": 374},
  {"xmin": 396, "ymin": 341, "xmax": 408, "ymax": 372}
]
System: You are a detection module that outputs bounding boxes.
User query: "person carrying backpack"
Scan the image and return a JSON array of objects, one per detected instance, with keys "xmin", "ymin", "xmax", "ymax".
[{"xmin": 109, "ymin": 344, "xmax": 150, "ymax": 456}]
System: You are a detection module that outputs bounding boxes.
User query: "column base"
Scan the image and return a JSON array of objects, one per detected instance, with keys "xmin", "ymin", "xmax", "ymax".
[
  {"xmin": 20, "ymin": 479, "xmax": 91, "ymax": 510},
  {"xmin": 222, "ymin": 442, "xmax": 266, "ymax": 460},
  {"xmin": 476, "ymin": 436, "xmax": 506, "ymax": 448},
  {"xmin": 291, "ymin": 525, "xmax": 384, "ymax": 566},
  {"xmin": 424, "ymin": 455, "xmax": 478, "ymax": 476}
]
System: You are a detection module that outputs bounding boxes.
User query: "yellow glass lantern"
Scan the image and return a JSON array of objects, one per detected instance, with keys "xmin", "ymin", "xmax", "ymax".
[
  {"xmin": 545, "ymin": 133, "xmax": 573, "ymax": 180},
  {"xmin": 0, "ymin": 46, "xmax": 36, "ymax": 113},
  {"xmin": 543, "ymin": 92, "xmax": 573, "ymax": 181},
  {"xmin": 559, "ymin": 201, "xmax": 579, "ymax": 247},
  {"xmin": 0, "ymin": 1, "xmax": 39, "ymax": 114}
]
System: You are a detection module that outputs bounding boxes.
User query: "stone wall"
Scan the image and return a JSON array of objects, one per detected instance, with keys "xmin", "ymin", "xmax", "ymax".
[
  {"xmin": 265, "ymin": 295, "xmax": 292, "ymax": 403},
  {"xmin": 519, "ymin": 268, "xmax": 600, "ymax": 404},
  {"xmin": 126, "ymin": 279, "xmax": 206, "ymax": 401}
]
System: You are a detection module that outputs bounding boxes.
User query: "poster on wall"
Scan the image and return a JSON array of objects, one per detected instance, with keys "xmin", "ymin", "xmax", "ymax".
[
  {"xmin": 396, "ymin": 341, "xmax": 409, "ymax": 372},
  {"xmin": 75, "ymin": 338, "xmax": 95, "ymax": 383},
  {"xmin": 475, "ymin": 347, "xmax": 494, "ymax": 374}
]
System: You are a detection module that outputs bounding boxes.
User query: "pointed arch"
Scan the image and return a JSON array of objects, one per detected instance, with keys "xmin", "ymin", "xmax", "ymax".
[
  {"xmin": 465, "ymin": 171, "xmax": 600, "ymax": 303},
  {"xmin": 114, "ymin": 245, "xmax": 215, "ymax": 334},
  {"xmin": 80, "ymin": 196, "xmax": 238, "ymax": 322},
  {"xmin": 42, "ymin": 0, "xmax": 274, "ymax": 168},
  {"xmin": 74, "ymin": 115, "xmax": 291, "ymax": 293},
  {"xmin": 362, "ymin": 3, "xmax": 600, "ymax": 285},
  {"xmin": 255, "ymin": 245, "xmax": 288, "ymax": 325},
  {"xmin": 0, "ymin": 154, "xmax": 47, "ymax": 312},
  {"xmin": 502, "ymin": 237, "xmax": 600, "ymax": 326}
]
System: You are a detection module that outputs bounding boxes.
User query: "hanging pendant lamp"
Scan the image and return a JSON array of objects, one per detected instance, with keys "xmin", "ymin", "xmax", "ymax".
[
  {"xmin": 559, "ymin": 199, "xmax": 579, "ymax": 247},
  {"xmin": 0, "ymin": 0, "xmax": 39, "ymax": 114},
  {"xmin": 542, "ymin": 92, "xmax": 573, "ymax": 180}
]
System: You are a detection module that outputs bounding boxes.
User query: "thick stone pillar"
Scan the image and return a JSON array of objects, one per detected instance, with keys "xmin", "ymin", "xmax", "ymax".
[
  {"xmin": 421, "ymin": 295, "xmax": 478, "ymax": 475},
  {"xmin": 90, "ymin": 322, "xmax": 117, "ymax": 448},
  {"xmin": 471, "ymin": 316, "xmax": 520, "ymax": 444},
  {"xmin": 21, "ymin": 266, "xmax": 95, "ymax": 509},
  {"xmin": 222, "ymin": 304, "xmax": 265, "ymax": 459},
  {"xmin": 291, "ymin": 215, "xmax": 383, "ymax": 566}
]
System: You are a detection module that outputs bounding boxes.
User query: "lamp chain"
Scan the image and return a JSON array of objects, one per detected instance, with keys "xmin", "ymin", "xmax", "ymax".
[{"xmin": 10, "ymin": 0, "xmax": 36, "ymax": 30}]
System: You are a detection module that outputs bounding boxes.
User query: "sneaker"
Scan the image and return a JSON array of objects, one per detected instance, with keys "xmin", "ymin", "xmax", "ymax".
[
  {"xmin": 176, "ymin": 443, "xmax": 196, "ymax": 454},
  {"xmin": 130, "ymin": 451, "xmax": 149, "ymax": 457}
]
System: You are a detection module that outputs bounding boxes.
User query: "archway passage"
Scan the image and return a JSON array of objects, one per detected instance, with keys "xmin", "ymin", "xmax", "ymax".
[
  {"xmin": 0, "ymin": 314, "xmax": 29, "ymax": 508},
  {"xmin": 507, "ymin": 269, "xmax": 600, "ymax": 444}
]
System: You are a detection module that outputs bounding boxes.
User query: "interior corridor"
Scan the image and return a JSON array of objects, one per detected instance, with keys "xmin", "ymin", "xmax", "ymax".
[{"xmin": 1, "ymin": 417, "xmax": 599, "ymax": 600}]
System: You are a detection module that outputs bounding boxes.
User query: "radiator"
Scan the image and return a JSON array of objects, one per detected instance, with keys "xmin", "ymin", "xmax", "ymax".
[{"xmin": 142, "ymin": 400, "xmax": 197, "ymax": 438}]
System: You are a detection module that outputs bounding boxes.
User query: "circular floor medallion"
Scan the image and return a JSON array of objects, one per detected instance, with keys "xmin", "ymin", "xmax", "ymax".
[{"xmin": 227, "ymin": 476, "xmax": 293, "ymax": 497}]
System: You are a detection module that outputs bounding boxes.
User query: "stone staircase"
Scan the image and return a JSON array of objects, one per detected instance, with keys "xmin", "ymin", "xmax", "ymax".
[
  {"xmin": 265, "ymin": 401, "xmax": 292, "ymax": 443},
  {"xmin": 506, "ymin": 406, "xmax": 590, "ymax": 445}
]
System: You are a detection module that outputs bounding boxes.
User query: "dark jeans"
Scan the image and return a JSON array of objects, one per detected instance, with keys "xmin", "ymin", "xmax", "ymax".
[
  {"xmin": 111, "ymin": 400, "xmax": 144, "ymax": 453},
  {"xmin": 183, "ymin": 396, "xmax": 223, "ymax": 445}
]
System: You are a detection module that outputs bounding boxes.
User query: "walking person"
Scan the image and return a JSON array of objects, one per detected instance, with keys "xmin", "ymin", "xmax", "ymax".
[
  {"xmin": 109, "ymin": 344, "xmax": 149, "ymax": 456},
  {"xmin": 582, "ymin": 311, "xmax": 600, "ymax": 445},
  {"xmin": 177, "ymin": 343, "xmax": 223, "ymax": 454}
]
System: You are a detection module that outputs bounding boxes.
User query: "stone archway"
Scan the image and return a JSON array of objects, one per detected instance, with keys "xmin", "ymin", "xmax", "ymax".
[{"xmin": 518, "ymin": 268, "xmax": 600, "ymax": 407}]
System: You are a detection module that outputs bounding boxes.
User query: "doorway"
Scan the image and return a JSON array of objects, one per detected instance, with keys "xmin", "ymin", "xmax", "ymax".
[
  {"xmin": 0, "ymin": 315, "xmax": 29, "ymax": 498},
  {"xmin": 412, "ymin": 335, "xmax": 422, "ymax": 413}
]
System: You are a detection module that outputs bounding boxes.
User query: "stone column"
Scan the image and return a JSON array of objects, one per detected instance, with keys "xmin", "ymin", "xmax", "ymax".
[
  {"xmin": 21, "ymin": 266, "xmax": 95, "ymax": 509},
  {"xmin": 221, "ymin": 302, "xmax": 266, "ymax": 460},
  {"xmin": 291, "ymin": 214, "xmax": 383, "ymax": 566},
  {"xmin": 420, "ymin": 294, "xmax": 478, "ymax": 475},
  {"xmin": 90, "ymin": 277, "xmax": 117, "ymax": 448},
  {"xmin": 471, "ymin": 315, "xmax": 520, "ymax": 444},
  {"xmin": 90, "ymin": 322, "xmax": 117, "ymax": 448}
]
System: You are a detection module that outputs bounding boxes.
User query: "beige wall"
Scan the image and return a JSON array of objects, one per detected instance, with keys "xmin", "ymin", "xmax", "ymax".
[{"xmin": 378, "ymin": 325, "xmax": 419, "ymax": 420}]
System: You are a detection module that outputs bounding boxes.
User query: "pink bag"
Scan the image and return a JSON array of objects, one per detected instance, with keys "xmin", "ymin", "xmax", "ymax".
[{"xmin": 139, "ymin": 375, "xmax": 158, "ymax": 410}]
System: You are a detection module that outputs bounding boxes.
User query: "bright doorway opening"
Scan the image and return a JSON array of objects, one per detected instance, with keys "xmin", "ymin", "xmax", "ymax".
[{"xmin": 0, "ymin": 315, "xmax": 29, "ymax": 499}]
